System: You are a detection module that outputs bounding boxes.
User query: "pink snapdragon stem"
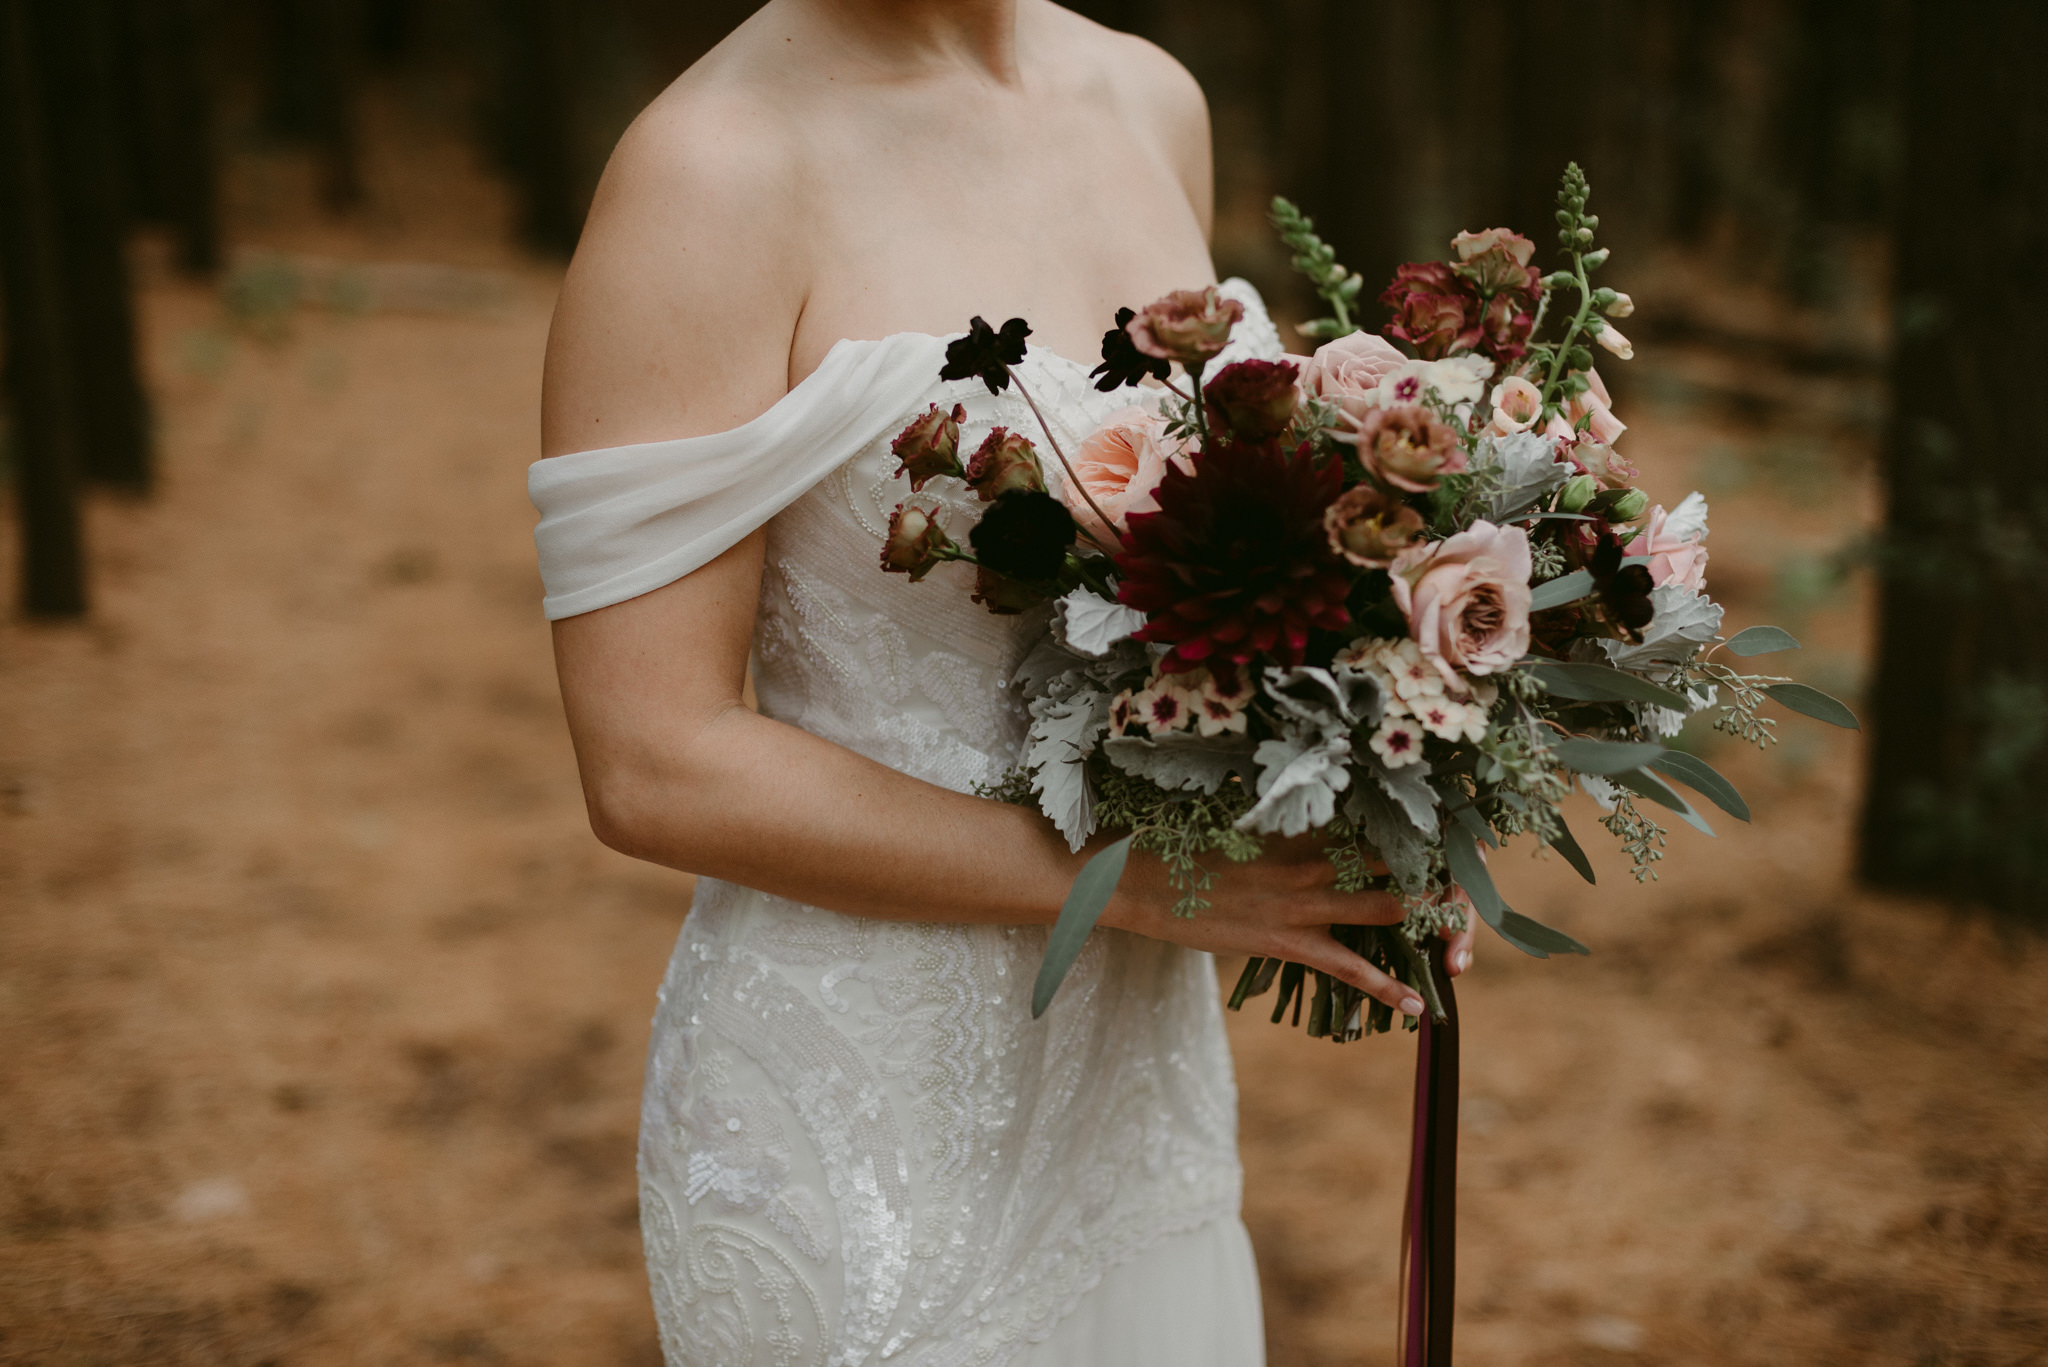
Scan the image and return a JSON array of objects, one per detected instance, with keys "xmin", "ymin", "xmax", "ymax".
[{"xmin": 1398, "ymin": 941, "xmax": 1459, "ymax": 1367}]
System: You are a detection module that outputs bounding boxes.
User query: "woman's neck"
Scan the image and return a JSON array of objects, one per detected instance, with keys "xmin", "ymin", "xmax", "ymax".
[{"xmin": 787, "ymin": 0, "xmax": 1026, "ymax": 85}]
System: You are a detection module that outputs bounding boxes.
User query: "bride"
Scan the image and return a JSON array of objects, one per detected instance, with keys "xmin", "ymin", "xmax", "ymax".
[{"xmin": 533, "ymin": 1, "xmax": 1473, "ymax": 1362}]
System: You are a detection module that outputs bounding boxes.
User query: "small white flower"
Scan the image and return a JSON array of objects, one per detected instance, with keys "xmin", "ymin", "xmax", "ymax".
[
  {"xmin": 1594, "ymin": 319, "xmax": 1634, "ymax": 360},
  {"xmin": 1107, "ymin": 689, "xmax": 1136, "ymax": 738},
  {"xmin": 1389, "ymin": 642, "xmax": 1446, "ymax": 702},
  {"xmin": 1196, "ymin": 667, "xmax": 1255, "ymax": 709},
  {"xmin": 1132, "ymin": 679, "xmax": 1197, "ymax": 733},
  {"xmin": 1195, "ymin": 694, "xmax": 1249, "ymax": 737},
  {"xmin": 1369, "ymin": 717, "xmax": 1427, "ymax": 768},
  {"xmin": 1413, "ymin": 696, "xmax": 1474, "ymax": 741}
]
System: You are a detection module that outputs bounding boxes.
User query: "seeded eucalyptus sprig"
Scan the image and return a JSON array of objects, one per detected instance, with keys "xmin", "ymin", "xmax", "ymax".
[{"xmin": 1270, "ymin": 196, "xmax": 1365, "ymax": 341}]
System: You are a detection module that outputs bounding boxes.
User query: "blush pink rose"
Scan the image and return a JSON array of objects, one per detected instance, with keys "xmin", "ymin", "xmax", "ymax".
[
  {"xmin": 1623, "ymin": 504, "xmax": 1709, "ymax": 593},
  {"xmin": 1062, "ymin": 406, "xmax": 1179, "ymax": 542},
  {"xmin": 1299, "ymin": 330, "xmax": 1407, "ymax": 408},
  {"xmin": 1389, "ymin": 520, "xmax": 1534, "ymax": 689}
]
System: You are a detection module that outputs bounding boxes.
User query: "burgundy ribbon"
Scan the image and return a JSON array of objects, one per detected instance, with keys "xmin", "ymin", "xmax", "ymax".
[{"xmin": 1398, "ymin": 942, "xmax": 1459, "ymax": 1367}]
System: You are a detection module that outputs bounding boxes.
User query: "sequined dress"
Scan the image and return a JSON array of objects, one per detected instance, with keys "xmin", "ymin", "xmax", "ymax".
[{"xmin": 528, "ymin": 280, "xmax": 1281, "ymax": 1367}]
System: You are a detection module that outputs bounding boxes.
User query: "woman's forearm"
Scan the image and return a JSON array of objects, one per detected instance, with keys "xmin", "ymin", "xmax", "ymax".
[{"xmin": 583, "ymin": 700, "xmax": 1083, "ymax": 925}]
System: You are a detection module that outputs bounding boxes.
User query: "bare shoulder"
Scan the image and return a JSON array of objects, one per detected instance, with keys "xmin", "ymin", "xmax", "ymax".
[
  {"xmin": 1042, "ymin": 6, "xmax": 1212, "ymax": 230},
  {"xmin": 540, "ymin": 32, "xmax": 811, "ymax": 457}
]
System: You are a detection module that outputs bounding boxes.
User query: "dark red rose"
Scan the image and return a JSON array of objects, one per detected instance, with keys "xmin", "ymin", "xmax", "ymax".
[{"xmin": 1203, "ymin": 359, "xmax": 1301, "ymax": 442}]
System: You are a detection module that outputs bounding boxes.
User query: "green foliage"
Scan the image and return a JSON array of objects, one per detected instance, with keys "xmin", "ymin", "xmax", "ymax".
[
  {"xmin": 1091, "ymin": 765, "xmax": 1263, "ymax": 918},
  {"xmin": 1269, "ymin": 196, "xmax": 1359, "ymax": 338},
  {"xmin": 1598, "ymin": 789, "xmax": 1668, "ymax": 882}
]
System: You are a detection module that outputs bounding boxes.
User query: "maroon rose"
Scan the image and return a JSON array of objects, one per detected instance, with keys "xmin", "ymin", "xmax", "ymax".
[{"xmin": 1203, "ymin": 359, "xmax": 1301, "ymax": 442}]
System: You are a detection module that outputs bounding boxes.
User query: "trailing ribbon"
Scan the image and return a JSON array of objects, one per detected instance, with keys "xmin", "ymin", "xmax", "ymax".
[{"xmin": 1398, "ymin": 941, "xmax": 1459, "ymax": 1367}]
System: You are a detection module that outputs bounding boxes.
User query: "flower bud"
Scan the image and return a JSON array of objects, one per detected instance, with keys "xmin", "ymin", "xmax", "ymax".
[
  {"xmin": 1605, "ymin": 290, "xmax": 1634, "ymax": 318},
  {"xmin": 965, "ymin": 427, "xmax": 1046, "ymax": 501},
  {"xmin": 1588, "ymin": 487, "xmax": 1649, "ymax": 523},
  {"xmin": 1204, "ymin": 358, "xmax": 1301, "ymax": 441},
  {"xmin": 969, "ymin": 564, "xmax": 1044, "ymax": 615},
  {"xmin": 879, "ymin": 503, "xmax": 963, "ymax": 580},
  {"xmin": 889, "ymin": 403, "xmax": 967, "ymax": 491},
  {"xmin": 1594, "ymin": 319, "xmax": 1633, "ymax": 360},
  {"xmin": 1582, "ymin": 247, "xmax": 1611, "ymax": 270},
  {"xmin": 1557, "ymin": 472, "xmax": 1597, "ymax": 513}
]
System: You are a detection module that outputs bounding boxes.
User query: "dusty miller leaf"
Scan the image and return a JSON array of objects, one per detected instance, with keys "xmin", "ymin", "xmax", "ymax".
[
  {"xmin": 1026, "ymin": 684, "xmax": 1110, "ymax": 851},
  {"xmin": 1474, "ymin": 431, "xmax": 1571, "ymax": 522},
  {"xmin": 1054, "ymin": 589, "xmax": 1150, "ymax": 658},
  {"xmin": 1237, "ymin": 725, "xmax": 1352, "ymax": 837},
  {"xmin": 1100, "ymin": 732, "xmax": 1257, "ymax": 794}
]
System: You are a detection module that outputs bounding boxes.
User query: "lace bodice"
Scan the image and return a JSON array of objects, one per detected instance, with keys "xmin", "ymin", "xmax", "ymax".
[{"xmin": 533, "ymin": 281, "xmax": 1283, "ymax": 1367}]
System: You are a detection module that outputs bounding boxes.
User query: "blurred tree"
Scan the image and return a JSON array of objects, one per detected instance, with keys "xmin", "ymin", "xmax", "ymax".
[
  {"xmin": 0, "ymin": 0, "xmax": 89, "ymax": 613},
  {"xmin": 262, "ymin": 0, "xmax": 364, "ymax": 210},
  {"xmin": 1860, "ymin": 0, "xmax": 2047, "ymax": 917},
  {"xmin": 113, "ymin": 0, "xmax": 223, "ymax": 275},
  {"xmin": 489, "ymin": 0, "xmax": 584, "ymax": 255},
  {"xmin": 29, "ymin": 0, "xmax": 153, "ymax": 492}
]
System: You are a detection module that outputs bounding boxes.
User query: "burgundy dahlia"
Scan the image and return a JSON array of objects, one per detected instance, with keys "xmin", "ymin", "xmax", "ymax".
[{"xmin": 1115, "ymin": 439, "xmax": 1354, "ymax": 673}]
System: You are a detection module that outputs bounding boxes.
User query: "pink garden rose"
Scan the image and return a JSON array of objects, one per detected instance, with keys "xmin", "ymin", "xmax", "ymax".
[
  {"xmin": 1389, "ymin": 520, "xmax": 1534, "ymax": 689},
  {"xmin": 1299, "ymin": 331, "xmax": 1407, "ymax": 415},
  {"xmin": 1061, "ymin": 406, "xmax": 1178, "ymax": 542},
  {"xmin": 1125, "ymin": 286, "xmax": 1244, "ymax": 366},
  {"xmin": 1623, "ymin": 503, "xmax": 1709, "ymax": 593}
]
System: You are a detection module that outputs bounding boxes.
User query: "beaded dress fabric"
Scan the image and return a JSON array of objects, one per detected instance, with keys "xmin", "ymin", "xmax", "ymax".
[{"xmin": 531, "ymin": 281, "xmax": 1281, "ymax": 1367}]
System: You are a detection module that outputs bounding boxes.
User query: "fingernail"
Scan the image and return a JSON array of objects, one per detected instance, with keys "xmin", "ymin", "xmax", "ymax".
[
  {"xmin": 1400, "ymin": 997, "xmax": 1424, "ymax": 1017},
  {"xmin": 1455, "ymin": 949, "xmax": 1471, "ymax": 974}
]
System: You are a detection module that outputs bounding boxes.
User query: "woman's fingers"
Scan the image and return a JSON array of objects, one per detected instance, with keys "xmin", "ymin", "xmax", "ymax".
[
  {"xmin": 1280, "ymin": 929, "xmax": 1426, "ymax": 1018},
  {"xmin": 1440, "ymin": 889, "xmax": 1477, "ymax": 977}
]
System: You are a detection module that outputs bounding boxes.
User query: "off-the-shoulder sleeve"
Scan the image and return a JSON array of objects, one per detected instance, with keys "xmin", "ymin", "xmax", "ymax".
[{"xmin": 528, "ymin": 332, "xmax": 947, "ymax": 620}]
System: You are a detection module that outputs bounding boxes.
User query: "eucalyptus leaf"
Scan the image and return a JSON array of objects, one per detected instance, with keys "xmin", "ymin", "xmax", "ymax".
[
  {"xmin": 1723, "ymin": 625, "xmax": 1802, "ymax": 658},
  {"xmin": 1611, "ymin": 767, "xmax": 1716, "ymax": 837},
  {"xmin": 1444, "ymin": 835, "xmax": 1506, "ymax": 928},
  {"xmin": 1553, "ymin": 738, "xmax": 1668, "ymax": 774},
  {"xmin": 1763, "ymin": 682, "xmax": 1860, "ymax": 730},
  {"xmin": 1648, "ymin": 752, "xmax": 1751, "ymax": 821},
  {"xmin": 1529, "ymin": 569, "xmax": 1594, "ymax": 612},
  {"xmin": 1449, "ymin": 801, "xmax": 1499, "ymax": 849},
  {"xmin": 1032, "ymin": 835, "xmax": 1132, "ymax": 1017},
  {"xmin": 1489, "ymin": 914, "xmax": 1552, "ymax": 959},
  {"xmin": 1499, "ymin": 909, "xmax": 1590, "ymax": 956},
  {"xmin": 1527, "ymin": 661, "xmax": 1691, "ymax": 712},
  {"xmin": 1548, "ymin": 812, "xmax": 1597, "ymax": 885}
]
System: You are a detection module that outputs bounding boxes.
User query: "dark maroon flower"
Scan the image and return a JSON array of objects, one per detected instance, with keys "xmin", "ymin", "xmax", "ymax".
[
  {"xmin": 1589, "ymin": 533, "xmax": 1655, "ymax": 642},
  {"xmin": 1091, "ymin": 306, "xmax": 1173, "ymax": 392},
  {"xmin": 1203, "ymin": 359, "xmax": 1301, "ymax": 442},
  {"xmin": 969, "ymin": 489, "xmax": 1075, "ymax": 581},
  {"xmin": 1475, "ymin": 292, "xmax": 1537, "ymax": 366},
  {"xmin": 890, "ymin": 402, "xmax": 967, "ymax": 491},
  {"xmin": 1380, "ymin": 261, "xmax": 1482, "ymax": 359},
  {"xmin": 1115, "ymin": 439, "xmax": 1354, "ymax": 673},
  {"xmin": 964, "ymin": 426, "xmax": 1046, "ymax": 501},
  {"xmin": 941, "ymin": 316, "xmax": 1032, "ymax": 394}
]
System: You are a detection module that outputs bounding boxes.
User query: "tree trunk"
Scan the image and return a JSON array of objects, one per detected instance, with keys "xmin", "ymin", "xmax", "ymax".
[
  {"xmin": 263, "ymin": 0, "xmax": 363, "ymax": 211},
  {"xmin": 1858, "ymin": 0, "xmax": 2048, "ymax": 918},
  {"xmin": 41, "ymin": 0, "xmax": 153, "ymax": 490},
  {"xmin": 492, "ymin": 0, "xmax": 586, "ymax": 256},
  {"xmin": 0, "ymin": 0, "xmax": 89, "ymax": 614},
  {"xmin": 117, "ymin": 0, "xmax": 222, "ymax": 275}
]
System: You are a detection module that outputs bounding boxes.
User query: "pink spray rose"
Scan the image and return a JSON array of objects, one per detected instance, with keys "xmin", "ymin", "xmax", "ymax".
[
  {"xmin": 879, "ymin": 503, "xmax": 962, "ymax": 581},
  {"xmin": 1061, "ymin": 406, "xmax": 1178, "ymax": 542},
  {"xmin": 1125, "ymin": 286, "xmax": 1244, "ymax": 366},
  {"xmin": 1389, "ymin": 520, "xmax": 1534, "ymax": 689},
  {"xmin": 889, "ymin": 402, "xmax": 967, "ymax": 491},
  {"xmin": 965, "ymin": 426, "xmax": 1046, "ymax": 501},
  {"xmin": 1623, "ymin": 503, "xmax": 1709, "ymax": 593},
  {"xmin": 1336, "ymin": 405, "xmax": 1468, "ymax": 493}
]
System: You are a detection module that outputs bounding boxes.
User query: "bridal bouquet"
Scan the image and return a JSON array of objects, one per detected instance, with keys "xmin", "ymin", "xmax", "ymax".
[{"xmin": 876, "ymin": 164, "xmax": 1856, "ymax": 1040}]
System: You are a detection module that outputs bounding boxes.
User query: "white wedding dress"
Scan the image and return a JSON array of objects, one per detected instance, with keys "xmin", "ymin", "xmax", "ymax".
[{"xmin": 530, "ymin": 279, "xmax": 1281, "ymax": 1367}]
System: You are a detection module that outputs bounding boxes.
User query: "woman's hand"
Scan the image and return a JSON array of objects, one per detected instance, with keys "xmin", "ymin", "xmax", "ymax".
[{"xmin": 1103, "ymin": 833, "xmax": 1430, "ymax": 1018}]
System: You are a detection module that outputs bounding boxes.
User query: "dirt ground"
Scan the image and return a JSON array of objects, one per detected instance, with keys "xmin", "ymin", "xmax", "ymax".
[{"xmin": 3, "ymin": 104, "xmax": 2044, "ymax": 1367}]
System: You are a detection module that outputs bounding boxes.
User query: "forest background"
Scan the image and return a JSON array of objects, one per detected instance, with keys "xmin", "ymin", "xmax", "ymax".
[{"xmin": 1, "ymin": 2, "xmax": 2043, "ymax": 1365}]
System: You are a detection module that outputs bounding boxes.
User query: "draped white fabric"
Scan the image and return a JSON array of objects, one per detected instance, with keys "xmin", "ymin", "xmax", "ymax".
[
  {"xmin": 530, "ymin": 281, "xmax": 1281, "ymax": 1366},
  {"xmin": 529, "ymin": 331, "xmax": 948, "ymax": 620}
]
